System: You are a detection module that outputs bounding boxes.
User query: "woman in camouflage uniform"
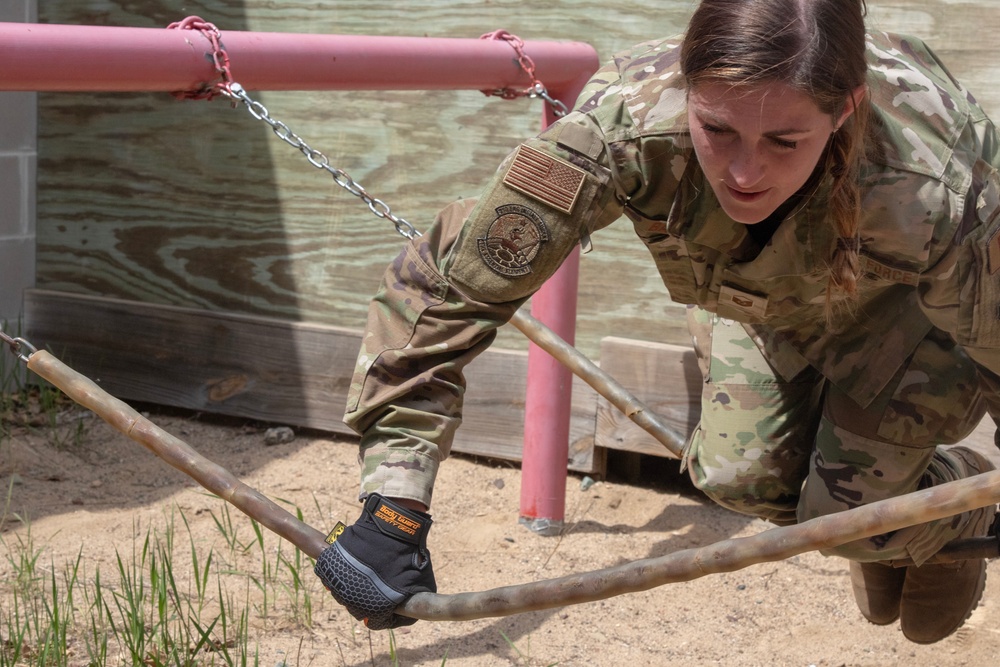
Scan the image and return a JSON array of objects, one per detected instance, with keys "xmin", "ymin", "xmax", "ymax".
[{"xmin": 314, "ymin": 0, "xmax": 999, "ymax": 643}]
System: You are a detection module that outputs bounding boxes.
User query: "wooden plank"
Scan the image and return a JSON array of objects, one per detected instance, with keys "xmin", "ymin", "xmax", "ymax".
[
  {"xmin": 24, "ymin": 289, "xmax": 365, "ymax": 427},
  {"xmin": 34, "ymin": 0, "xmax": 698, "ymax": 359},
  {"xmin": 595, "ymin": 336, "xmax": 702, "ymax": 458},
  {"xmin": 30, "ymin": 1, "xmax": 1000, "ymax": 464},
  {"xmin": 23, "ymin": 289, "xmax": 601, "ymax": 473},
  {"xmin": 34, "ymin": 1, "xmax": 1000, "ymax": 361}
]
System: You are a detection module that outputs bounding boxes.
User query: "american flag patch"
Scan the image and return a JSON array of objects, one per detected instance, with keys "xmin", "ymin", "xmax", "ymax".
[{"xmin": 502, "ymin": 145, "xmax": 586, "ymax": 214}]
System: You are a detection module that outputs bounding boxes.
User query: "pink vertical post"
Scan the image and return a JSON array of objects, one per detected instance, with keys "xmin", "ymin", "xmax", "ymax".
[{"xmin": 518, "ymin": 96, "xmax": 584, "ymax": 535}]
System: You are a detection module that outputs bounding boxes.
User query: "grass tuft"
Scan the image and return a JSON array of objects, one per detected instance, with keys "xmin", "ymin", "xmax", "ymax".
[{"xmin": 0, "ymin": 498, "xmax": 321, "ymax": 666}]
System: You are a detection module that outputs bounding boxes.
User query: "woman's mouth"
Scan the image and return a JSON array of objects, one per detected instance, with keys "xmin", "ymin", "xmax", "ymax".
[{"xmin": 726, "ymin": 185, "xmax": 769, "ymax": 203}]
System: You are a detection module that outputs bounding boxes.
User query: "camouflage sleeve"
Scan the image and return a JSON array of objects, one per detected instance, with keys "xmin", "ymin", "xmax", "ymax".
[
  {"xmin": 343, "ymin": 79, "xmax": 631, "ymax": 507},
  {"xmin": 919, "ymin": 110, "xmax": 1000, "ymax": 425}
]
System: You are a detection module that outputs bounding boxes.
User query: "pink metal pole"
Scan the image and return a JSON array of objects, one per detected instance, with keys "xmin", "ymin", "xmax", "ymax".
[
  {"xmin": 0, "ymin": 19, "xmax": 596, "ymax": 532},
  {"xmin": 518, "ymin": 97, "xmax": 585, "ymax": 534},
  {"xmin": 0, "ymin": 22, "xmax": 597, "ymax": 94},
  {"xmin": 520, "ymin": 248, "xmax": 581, "ymax": 534}
]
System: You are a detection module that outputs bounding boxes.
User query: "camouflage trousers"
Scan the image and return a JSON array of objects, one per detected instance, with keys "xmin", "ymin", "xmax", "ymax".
[{"xmin": 684, "ymin": 306, "xmax": 994, "ymax": 565}]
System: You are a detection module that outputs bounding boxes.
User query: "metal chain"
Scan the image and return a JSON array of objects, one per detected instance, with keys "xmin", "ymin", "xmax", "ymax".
[
  {"xmin": 167, "ymin": 20, "xmax": 569, "ymax": 238},
  {"xmin": 168, "ymin": 17, "xmax": 422, "ymax": 239},
  {"xmin": 222, "ymin": 83, "xmax": 422, "ymax": 239},
  {"xmin": 0, "ymin": 327, "xmax": 37, "ymax": 364},
  {"xmin": 479, "ymin": 30, "xmax": 569, "ymax": 118},
  {"xmin": 167, "ymin": 16, "xmax": 234, "ymax": 101}
]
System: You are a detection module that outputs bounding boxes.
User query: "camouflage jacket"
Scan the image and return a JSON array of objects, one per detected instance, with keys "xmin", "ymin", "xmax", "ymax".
[{"xmin": 345, "ymin": 32, "xmax": 1000, "ymax": 506}]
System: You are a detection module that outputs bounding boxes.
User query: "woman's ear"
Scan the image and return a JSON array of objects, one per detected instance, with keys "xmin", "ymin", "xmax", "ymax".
[{"xmin": 836, "ymin": 84, "xmax": 869, "ymax": 129}]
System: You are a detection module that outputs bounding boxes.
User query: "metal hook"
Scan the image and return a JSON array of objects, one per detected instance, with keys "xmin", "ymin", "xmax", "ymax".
[
  {"xmin": 0, "ymin": 327, "xmax": 37, "ymax": 364},
  {"xmin": 526, "ymin": 82, "xmax": 569, "ymax": 117}
]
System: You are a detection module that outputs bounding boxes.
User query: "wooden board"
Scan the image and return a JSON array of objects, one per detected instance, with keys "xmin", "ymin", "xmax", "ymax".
[
  {"xmin": 595, "ymin": 336, "xmax": 702, "ymax": 458},
  {"xmin": 24, "ymin": 289, "xmax": 601, "ymax": 473},
  {"xmin": 34, "ymin": 0, "xmax": 700, "ymax": 359},
  {"xmin": 33, "ymin": 1, "xmax": 1000, "ymax": 359},
  {"xmin": 29, "ymin": 1, "xmax": 1000, "ymax": 460}
]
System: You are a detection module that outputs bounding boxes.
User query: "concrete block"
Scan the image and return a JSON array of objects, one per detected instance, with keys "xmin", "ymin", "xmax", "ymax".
[
  {"xmin": 0, "ymin": 2, "xmax": 29, "ymax": 22},
  {"xmin": 0, "ymin": 1, "xmax": 35, "ymax": 23},
  {"xmin": 0, "ymin": 236, "xmax": 34, "ymax": 323},
  {"xmin": 0, "ymin": 155, "xmax": 25, "ymax": 237},
  {"xmin": 0, "ymin": 93, "xmax": 36, "ymax": 152}
]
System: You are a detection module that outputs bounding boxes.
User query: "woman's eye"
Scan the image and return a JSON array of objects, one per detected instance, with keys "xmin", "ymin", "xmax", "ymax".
[
  {"xmin": 770, "ymin": 137, "xmax": 798, "ymax": 150},
  {"xmin": 701, "ymin": 124, "xmax": 727, "ymax": 135}
]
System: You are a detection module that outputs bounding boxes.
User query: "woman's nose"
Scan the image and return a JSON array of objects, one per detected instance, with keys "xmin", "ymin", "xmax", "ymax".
[{"xmin": 729, "ymin": 144, "xmax": 765, "ymax": 189}]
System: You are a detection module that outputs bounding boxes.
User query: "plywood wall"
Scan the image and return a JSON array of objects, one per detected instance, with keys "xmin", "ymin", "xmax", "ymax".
[
  {"xmin": 29, "ymin": 1, "xmax": 1000, "ymax": 464},
  {"xmin": 36, "ymin": 1, "xmax": 1000, "ymax": 355}
]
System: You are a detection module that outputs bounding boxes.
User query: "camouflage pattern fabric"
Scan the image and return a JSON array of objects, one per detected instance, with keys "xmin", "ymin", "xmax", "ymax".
[
  {"xmin": 683, "ymin": 306, "xmax": 823, "ymax": 527},
  {"xmin": 344, "ymin": 30, "xmax": 1000, "ymax": 530},
  {"xmin": 685, "ymin": 306, "xmax": 991, "ymax": 564}
]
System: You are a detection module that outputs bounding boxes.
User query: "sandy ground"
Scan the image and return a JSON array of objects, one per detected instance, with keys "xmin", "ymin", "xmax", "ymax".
[{"xmin": 2, "ymin": 395, "xmax": 999, "ymax": 667}]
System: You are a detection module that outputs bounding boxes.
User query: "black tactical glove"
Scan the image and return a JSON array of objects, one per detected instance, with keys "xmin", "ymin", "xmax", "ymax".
[{"xmin": 314, "ymin": 493, "xmax": 436, "ymax": 630}]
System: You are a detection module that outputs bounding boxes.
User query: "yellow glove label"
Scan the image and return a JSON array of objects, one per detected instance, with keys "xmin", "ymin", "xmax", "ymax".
[{"xmin": 324, "ymin": 521, "xmax": 347, "ymax": 545}]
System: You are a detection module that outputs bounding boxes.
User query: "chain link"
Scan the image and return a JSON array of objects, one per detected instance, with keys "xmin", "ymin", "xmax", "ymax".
[
  {"xmin": 479, "ymin": 30, "xmax": 569, "ymax": 118},
  {"xmin": 167, "ymin": 17, "xmax": 421, "ymax": 239}
]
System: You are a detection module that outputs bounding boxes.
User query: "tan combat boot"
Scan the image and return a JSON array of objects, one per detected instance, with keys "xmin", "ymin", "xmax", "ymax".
[
  {"xmin": 850, "ymin": 561, "xmax": 906, "ymax": 625},
  {"xmin": 899, "ymin": 447, "xmax": 996, "ymax": 644}
]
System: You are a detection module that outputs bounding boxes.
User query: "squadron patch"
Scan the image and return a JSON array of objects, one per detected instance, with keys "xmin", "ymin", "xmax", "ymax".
[
  {"xmin": 503, "ymin": 145, "xmax": 586, "ymax": 214},
  {"xmin": 477, "ymin": 204, "xmax": 550, "ymax": 277}
]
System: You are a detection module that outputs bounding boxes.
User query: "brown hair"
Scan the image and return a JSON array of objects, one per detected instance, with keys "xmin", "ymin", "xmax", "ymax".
[{"xmin": 680, "ymin": 0, "xmax": 871, "ymax": 305}]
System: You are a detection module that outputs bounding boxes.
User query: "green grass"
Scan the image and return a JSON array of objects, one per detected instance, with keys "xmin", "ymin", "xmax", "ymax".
[
  {"xmin": 0, "ymin": 378, "xmax": 372, "ymax": 665},
  {"xmin": 0, "ymin": 319, "xmax": 28, "ymax": 398},
  {"xmin": 0, "ymin": 380, "xmax": 557, "ymax": 665},
  {"xmin": 0, "ymin": 502, "xmax": 293, "ymax": 666},
  {"xmin": 0, "ymin": 318, "xmax": 28, "ymax": 458},
  {"xmin": 0, "ymin": 379, "xmax": 92, "ymax": 452},
  {"xmin": 0, "ymin": 499, "xmax": 559, "ymax": 666},
  {"xmin": 500, "ymin": 630, "xmax": 559, "ymax": 667},
  {"xmin": 0, "ymin": 522, "xmax": 81, "ymax": 666}
]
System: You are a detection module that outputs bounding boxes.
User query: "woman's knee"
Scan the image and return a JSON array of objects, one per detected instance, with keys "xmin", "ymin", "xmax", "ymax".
[{"xmin": 686, "ymin": 428, "xmax": 803, "ymax": 524}]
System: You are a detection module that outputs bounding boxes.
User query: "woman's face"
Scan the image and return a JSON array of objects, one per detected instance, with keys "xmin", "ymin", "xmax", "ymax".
[{"xmin": 687, "ymin": 80, "xmax": 848, "ymax": 224}]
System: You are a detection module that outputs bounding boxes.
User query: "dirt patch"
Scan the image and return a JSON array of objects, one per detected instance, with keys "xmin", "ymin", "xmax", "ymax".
[{"xmin": 2, "ymin": 394, "xmax": 998, "ymax": 666}]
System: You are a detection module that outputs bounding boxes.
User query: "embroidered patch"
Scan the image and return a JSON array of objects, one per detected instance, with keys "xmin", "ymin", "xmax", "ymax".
[
  {"xmin": 503, "ymin": 145, "xmax": 586, "ymax": 214},
  {"xmin": 858, "ymin": 255, "xmax": 920, "ymax": 286},
  {"xmin": 719, "ymin": 285, "xmax": 768, "ymax": 318},
  {"xmin": 988, "ymin": 226, "xmax": 1000, "ymax": 276},
  {"xmin": 477, "ymin": 204, "xmax": 550, "ymax": 277}
]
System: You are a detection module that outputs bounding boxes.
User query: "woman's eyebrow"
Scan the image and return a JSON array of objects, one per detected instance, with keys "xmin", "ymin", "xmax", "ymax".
[
  {"xmin": 763, "ymin": 127, "xmax": 811, "ymax": 137},
  {"xmin": 693, "ymin": 110, "xmax": 811, "ymax": 136}
]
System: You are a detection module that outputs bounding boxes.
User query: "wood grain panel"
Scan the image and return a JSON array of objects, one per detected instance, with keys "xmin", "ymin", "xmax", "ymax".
[
  {"xmin": 36, "ymin": 0, "xmax": 698, "ymax": 357},
  {"xmin": 595, "ymin": 337, "xmax": 702, "ymax": 458},
  {"xmin": 867, "ymin": 2, "xmax": 1000, "ymax": 115},
  {"xmin": 31, "ymin": 1, "xmax": 1000, "ymax": 447},
  {"xmin": 38, "ymin": 2, "xmax": 999, "ymax": 357},
  {"xmin": 24, "ymin": 289, "xmax": 601, "ymax": 472}
]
